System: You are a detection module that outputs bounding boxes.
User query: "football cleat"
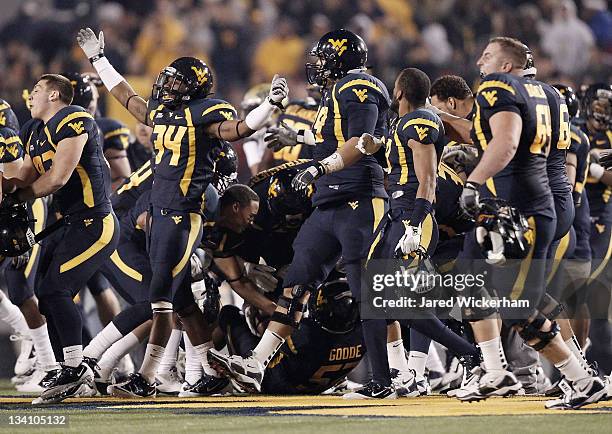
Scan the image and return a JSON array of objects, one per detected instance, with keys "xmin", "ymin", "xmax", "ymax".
[
  {"xmin": 452, "ymin": 366, "xmax": 483, "ymax": 400},
  {"xmin": 604, "ymin": 373, "xmax": 611, "ymax": 400},
  {"xmin": 545, "ymin": 377, "xmax": 607, "ymax": 409},
  {"xmin": 108, "ymin": 373, "xmax": 156, "ymax": 398},
  {"xmin": 477, "ymin": 369, "xmax": 523, "ymax": 397},
  {"xmin": 207, "ymin": 349, "xmax": 264, "ymax": 393},
  {"xmin": 416, "ymin": 375, "xmax": 432, "ymax": 396},
  {"xmin": 343, "ymin": 381, "xmax": 397, "ymax": 400},
  {"xmin": 438, "ymin": 357, "xmax": 464, "ymax": 393},
  {"xmin": 178, "ymin": 375, "xmax": 230, "ymax": 397},
  {"xmin": 427, "ymin": 370, "xmax": 445, "ymax": 392},
  {"xmin": 35, "ymin": 363, "xmax": 95, "ymax": 404},
  {"xmin": 390, "ymin": 369, "xmax": 419, "ymax": 397},
  {"xmin": 11, "ymin": 334, "xmax": 36, "ymax": 376},
  {"xmin": 15, "ymin": 366, "xmax": 60, "ymax": 393},
  {"xmin": 83, "ymin": 357, "xmax": 110, "ymax": 395},
  {"xmin": 321, "ymin": 378, "xmax": 363, "ymax": 396},
  {"xmin": 156, "ymin": 367, "xmax": 183, "ymax": 395}
]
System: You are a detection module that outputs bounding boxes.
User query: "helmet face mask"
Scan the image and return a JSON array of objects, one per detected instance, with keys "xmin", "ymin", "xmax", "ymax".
[
  {"xmin": 475, "ymin": 199, "xmax": 531, "ymax": 265},
  {"xmin": 212, "ymin": 143, "xmax": 238, "ymax": 195},
  {"xmin": 582, "ymin": 84, "xmax": 612, "ymax": 131},
  {"xmin": 152, "ymin": 57, "xmax": 213, "ymax": 107}
]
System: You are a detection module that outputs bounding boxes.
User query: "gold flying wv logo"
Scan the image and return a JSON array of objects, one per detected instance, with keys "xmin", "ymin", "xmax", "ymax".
[
  {"xmin": 328, "ymin": 38, "xmax": 348, "ymax": 56},
  {"xmin": 6, "ymin": 144, "xmax": 18, "ymax": 158},
  {"xmin": 83, "ymin": 218, "xmax": 93, "ymax": 227},
  {"xmin": 348, "ymin": 201, "xmax": 359, "ymax": 210},
  {"xmin": 191, "ymin": 67, "xmax": 208, "ymax": 86},
  {"xmin": 482, "ymin": 90, "xmax": 498, "ymax": 107},
  {"xmin": 414, "ymin": 126, "xmax": 429, "ymax": 141},
  {"xmin": 268, "ymin": 178, "xmax": 279, "ymax": 198},
  {"xmin": 220, "ymin": 110, "xmax": 234, "ymax": 120},
  {"xmin": 68, "ymin": 121, "xmax": 85, "ymax": 134},
  {"xmin": 352, "ymin": 88, "xmax": 368, "ymax": 103},
  {"xmin": 0, "ymin": 113, "xmax": 5, "ymax": 126},
  {"xmin": 172, "ymin": 215, "xmax": 183, "ymax": 225}
]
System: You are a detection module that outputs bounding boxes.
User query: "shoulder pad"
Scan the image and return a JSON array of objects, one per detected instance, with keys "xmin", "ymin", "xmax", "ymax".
[
  {"xmin": 191, "ymin": 98, "xmax": 237, "ymax": 126},
  {"xmin": 51, "ymin": 106, "xmax": 95, "ymax": 141},
  {"xmin": 335, "ymin": 73, "xmax": 390, "ymax": 106},
  {"xmin": 400, "ymin": 110, "xmax": 441, "ymax": 144},
  {"xmin": 0, "ymin": 127, "xmax": 24, "ymax": 162}
]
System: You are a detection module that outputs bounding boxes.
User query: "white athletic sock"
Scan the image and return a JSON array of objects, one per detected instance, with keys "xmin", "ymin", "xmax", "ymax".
[
  {"xmin": 479, "ymin": 337, "xmax": 506, "ymax": 372},
  {"xmin": 194, "ymin": 341, "xmax": 220, "ymax": 378},
  {"xmin": 158, "ymin": 329, "xmax": 181, "ymax": 375},
  {"xmin": 30, "ymin": 323, "xmax": 57, "ymax": 369},
  {"xmin": 426, "ymin": 343, "xmax": 445, "ymax": 373},
  {"xmin": 98, "ymin": 332, "xmax": 139, "ymax": 381},
  {"xmin": 63, "ymin": 345, "xmax": 83, "ymax": 368},
  {"xmin": 183, "ymin": 332, "xmax": 204, "ymax": 383},
  {"xmin": 252, "ymin": 329, "xmax": 284, "ymax": 368},
  {"xmin": 0, "ymin": 295, "xmax": 29, "ymax": 336},
  {"xmin": 565, "ymin": 336, "xmax": 590, "ymax": 372},
  {"xmin": 407, "ymin": 351, "xmax": 428, "ymax": 378},
  {"xmin": 555, "ymin": 354, "xmax": 590, "ymax": 382},
  {"xmin": 139, "ymin": 344, "xmax": 165, "ymax": 383},
  {"xmin": 387, "ymin": 339, "xmax": 410, "ymax": 372},
  {"xmin": 83, "ymin": 322, "xmax": 123, "ymax": 359}
]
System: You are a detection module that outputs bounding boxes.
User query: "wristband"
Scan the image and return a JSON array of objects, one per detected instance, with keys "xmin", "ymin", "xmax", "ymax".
[
  {"xmin": 320, "ymin": 152, "xmax": 344, "ymax": 174},
  {"xmin": 410, "ymin": 198, "xmax": 433, "ymax": 226},
  {"xmin": 465, "ymin": 180, "xmax": 481, "ymax": 190},
  {"xmin": 92, "ymin": 57, "xmax": 124, "ymax": 91},
  {"xmin": 245, "ymin": 99, "xmax": 275, "ymax": 131}
]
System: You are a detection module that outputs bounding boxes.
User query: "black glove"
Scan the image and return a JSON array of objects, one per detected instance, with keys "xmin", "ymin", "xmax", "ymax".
[
  {"xmin": 264, "ymin": 121, "xmax": 298, "ymax": 152},
  {"xmin": 292, "ymin": 162, "xmax": 325, "ymax": 192},
  {"xmin": 1, "ymin": 191, "xmax": 24, "ymax": 209},
  {"xmin": 459, "ymin": 181, "xmax": 481, "ymax": 217},
  {"xmin": 599, "ymin": 150, "xmax": 612, "ymax": 169}
]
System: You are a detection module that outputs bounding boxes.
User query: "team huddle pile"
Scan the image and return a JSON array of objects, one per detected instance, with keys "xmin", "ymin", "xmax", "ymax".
[{"xmin": 0, "ymin": 27, "xmax": 610, "ymax": 411}]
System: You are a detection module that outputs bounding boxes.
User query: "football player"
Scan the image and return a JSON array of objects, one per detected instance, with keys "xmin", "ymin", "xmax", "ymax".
[
  {"xmin": 457, "ymin": 37, "xmax": 606, "ymax": 408},
  {"xmin": 77, "ymin": 27, "xmax": 287, "ymax": 396},
  {"xmin": 579, "ymin": 83, "xmax": 612, "ymax": 375},
  {"xmin": 207, "ymin": 29, "xmax": 393, "ymax": 398},
  {"xmin": 3, "ymin": 73, "xmax": 119, "ymax": 403},
  {"xmin": 216, "ymin": 279, "xmax": 363, "ymax": 395},
  {"xmin": 0, "ymin": 100, "xmax": 59, "ymax": 393}
]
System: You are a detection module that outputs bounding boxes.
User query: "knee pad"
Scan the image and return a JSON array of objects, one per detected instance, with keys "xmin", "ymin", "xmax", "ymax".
[
  {"xmin": 538, "ymin": 293, "xmax": 565, "ymax": 320},
  {"xmin": 517, "ymin": 314, "xmax": 560, "ymax": 351},
  {"xmin": 151, "ymin": 301, "xmax": 173, "ymax": 314},
  {"xmin": 272, "ymin": 285, "xmax": 312, "ymax": 328},
  {"xmin": 463, "ymin": 286, "xmax": 498, "ymax": 321}
]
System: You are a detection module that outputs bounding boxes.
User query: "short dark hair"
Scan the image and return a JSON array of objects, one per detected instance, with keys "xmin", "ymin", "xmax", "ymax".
[
  {"xmin": 489, "ymin": 36, "xmax": 529, "ymax": 70},
  {"xmin": 397, "ymin": 68, "xmax": 431, "ymax": 107},
  {"xmin": 430, "ymin": 75, "xmax": 473, "ymax": 101},
  {"xmin": 39, "ymin": 74, "xmax": 74, "ymax": 105},
  {"xmin": 219, "ymin": 184, "xmax": 259, "ymax": 209}
]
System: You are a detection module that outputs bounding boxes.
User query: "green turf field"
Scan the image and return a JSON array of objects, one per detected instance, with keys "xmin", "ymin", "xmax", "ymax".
[{"xmin": 0, "ymin": 380, "xmax": 610, "ymax": 433}]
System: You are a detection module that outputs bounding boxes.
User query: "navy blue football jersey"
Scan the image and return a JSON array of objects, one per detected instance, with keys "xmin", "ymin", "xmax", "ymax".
[
  {"xmin": 385, "ymin": 108, "xmax": 445, "ymax": 204},
  {"xmin": 471, "ymin": 73, "xmax": 554, "ymax": 217},
  {"xmin": 147, "ymin": 97, "xmax": 237, "ymax": 211},
  {"xmin": 542, "ymin": 83, "xmax": 572, "ymax": 196},
  {"xmin": 21, "ymin": 106, "xmax": 112, "ymax": 215},
  {"xmin": 266, "ymin": 319, "xmax": 364, "ymax": 394},
  {"xmin": 435, "ymin": 162, "xmax": 473, "ymax": 236},
  {"xmin": 310, "ymin": 71, "xmax": 390, "ymax": 206}
]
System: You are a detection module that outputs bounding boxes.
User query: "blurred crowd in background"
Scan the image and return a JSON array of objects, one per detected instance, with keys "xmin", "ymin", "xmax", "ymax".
[{"xmin": 0, "ymin": 0, "xmax": 610, "ymax": 178}]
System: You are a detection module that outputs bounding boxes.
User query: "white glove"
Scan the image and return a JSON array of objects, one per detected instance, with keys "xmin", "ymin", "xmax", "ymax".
[
  {"xmin": 268, "ymin": 74, "xmax": 289, "ymax": 108},
  {"xmin": 395, "ymin": 223, "xmax": 422, "ymax": 256},
  {"xmin": 76, "ymin": 28, "xmax": 105, "ymax": 60},
  {"xmin": 356, "ymin": 133, "xmax": 383, "ymax": 155}
]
